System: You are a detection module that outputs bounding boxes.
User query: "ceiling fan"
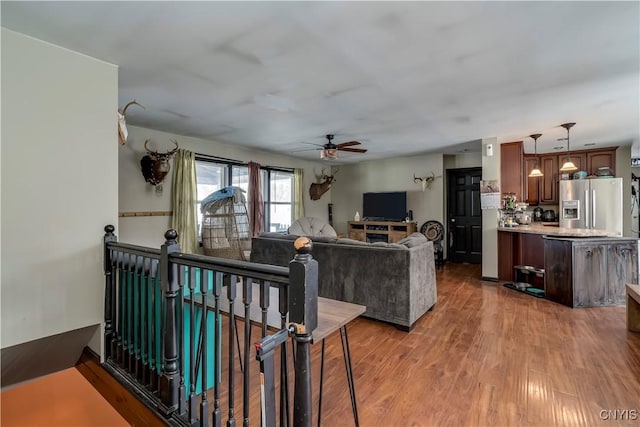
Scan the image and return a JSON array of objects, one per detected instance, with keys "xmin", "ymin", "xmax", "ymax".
[{"xmin": 300, "ymin": 134, "xmax": 368, "ymax": 160}]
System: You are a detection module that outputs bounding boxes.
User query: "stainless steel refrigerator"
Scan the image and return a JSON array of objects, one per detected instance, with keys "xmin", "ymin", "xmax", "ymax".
[{"xmin": 559, "ymin": 178, "xmax": 623, "ymax": 235}]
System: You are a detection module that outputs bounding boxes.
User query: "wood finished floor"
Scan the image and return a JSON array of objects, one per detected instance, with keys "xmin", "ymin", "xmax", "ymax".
[{"xmin": 314, "ymin": 262, "xmax": 640, "ymax": 427}]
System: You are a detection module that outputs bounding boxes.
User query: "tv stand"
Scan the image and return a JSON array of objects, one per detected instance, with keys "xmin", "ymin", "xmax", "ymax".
[{"xmin": 348, "ymin": 221, "xmax": 417, "ymax": 243}]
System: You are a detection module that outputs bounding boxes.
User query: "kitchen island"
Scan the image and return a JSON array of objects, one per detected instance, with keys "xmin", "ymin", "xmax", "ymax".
[{"xmin": 497, "ymin": 224, "xmax": 639, "ymax": 307}]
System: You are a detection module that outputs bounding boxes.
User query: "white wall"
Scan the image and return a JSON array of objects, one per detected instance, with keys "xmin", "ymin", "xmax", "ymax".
[
  {"xmin": 481, "ymin": 138, "xmax": 499, "ymax": 279},
  {"xmin": 1, "ymin": 29, "xmax": 118, "ymax": 348},
  {"xmin": 330, "ymin": 153, "xmax": 445, "ymax": 235},
  {"xmin": 443, "ymin": 152, "xmax": 482, "ymax": 170},
  {"xmin": 118, "ymin": 126, "xmax": 328, "ymax": 247}
]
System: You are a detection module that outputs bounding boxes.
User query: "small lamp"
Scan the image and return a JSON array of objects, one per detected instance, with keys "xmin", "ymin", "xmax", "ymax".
[
  {"xmin": 528, "ymin": 133, "xmax": 543, "ymax": 177},
  {"xmin": 559, "ymin": 122, "xmax": 578, "ymax": 172}
]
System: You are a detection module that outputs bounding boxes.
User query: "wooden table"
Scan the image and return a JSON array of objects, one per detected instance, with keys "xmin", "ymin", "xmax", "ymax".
[{"xmin": 202, "ymin": 283, "xmax": 365, "ymax": 426}]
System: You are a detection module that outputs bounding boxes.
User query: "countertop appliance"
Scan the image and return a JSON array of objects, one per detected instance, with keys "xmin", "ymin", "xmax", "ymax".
[
  {"xmin": 559, "ymin": 178, "xmax": 623, "ymax": 235},
  {"xmin": 533, "ymin": 207, "xmax": 544, "ymax": 221},
  {"xmin": 543, "ymin": 209, "xmax": 556, "ymax": 222}
]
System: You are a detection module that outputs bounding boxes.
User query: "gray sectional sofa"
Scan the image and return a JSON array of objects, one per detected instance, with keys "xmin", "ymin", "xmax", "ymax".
[{"xmin": 250, "ymin": 232, "xmax": 437, "ymax": 330}]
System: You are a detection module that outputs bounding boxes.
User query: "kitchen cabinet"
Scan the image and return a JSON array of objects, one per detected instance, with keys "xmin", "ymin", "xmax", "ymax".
[
  {"xmin": 500, "ymin": 142, "xmax": 524, "ymax": 201},
  {"xmin": 560, "ymin": 152, "xmax": 587, "ymax": 175},
  {"xmin": 544, "ymin": 237, "xmax": 639, "ymax": 308},
  {"xmin": 607, "ymin": 242, "xmax": 638, "ymax": 304},
  {"xmin": 587, "ymin": 149, "xmax": 616, "ymax": 175},
  {"xmin": 524, "ymin": 155, "xmax": 541, "ymax": 205},
  {"xmin": 505, "ymin": 147, "xmax": 617, "ymax": 206},
  {"xmin": 497, "ymin": 230, "xmax": 545, "ymax": 281},
  {"xmin": 539, "ymin": 154, "xmax": 558, "ymax": 204},
  {"xmin": 572, "ymin": 244, "xmax": 607, "ymax": 307}
]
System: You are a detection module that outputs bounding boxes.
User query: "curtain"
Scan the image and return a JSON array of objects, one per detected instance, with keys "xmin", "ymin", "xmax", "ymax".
[
  {"xmin": 248, "ymin": 161, "xmax": 264, "ymax": 237},
  {"xmin": 294, "ymin": 168, "xmax": 305, "ymax": 220},
  {"xmin": 171, "ymin": 149, "xmax": 198, "ymax": 253}
]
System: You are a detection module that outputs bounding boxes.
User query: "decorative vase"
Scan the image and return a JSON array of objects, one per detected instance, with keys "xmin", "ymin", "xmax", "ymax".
[{"xmin": 354, "ymin": 211, "xmax": 360, "ymax": 221}]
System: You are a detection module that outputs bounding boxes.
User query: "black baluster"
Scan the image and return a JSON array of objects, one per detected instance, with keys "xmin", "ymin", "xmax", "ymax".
[
  {"xmin": 243, "ymin": 277, "xmax": 253, "ymax": 427},
  {"xmin": 178, "ymin": 264, "xmax": 187, "ymax": 416},
  {"xmin": 279, "ymin": 283, "xmax": 290, "ymax": 427},
  {"xmin": 200, "ymin": 269, "xmax": 210, "ymax": 427},
  {"xmin": 290, "ymin": 237, "xmax": 318, "ymax": 427},
  {"xmin": 103, "ymin": 225, "xmax": 117, "ymax": 359},
  {"xmin": 213, "ymin": 271, "xmax": 222, "ymax": 427},
  {"xmin": 159, "ymin": 229, "xmax": 181, "ymax": 415},
  {"xmin": 149, "ymin": 258, "xmax": 159, "ymax": 391},
  {"xmin": 188, "ymin": 267, "xmax": 198, "ymax": 424},
  {"xmin": 134, "ymin": 255, "xmax": 143, "ymax": 379},
  {"xmin": 141, "ymin": 257, "xmax": 151, "ymax": 386},
  {"xmin": 116, "ymin": 250, "xmax": 125, "ymax": 367},
  {"xmin": 259, "ymin": 281, "xmax": 269, "ymax": 339},
  {"xmin": 126, "ymin": 253, "xmax": 136, "ymax": 372},
  {"xmin": 226, "ymin": 273, "xmax": 237, "ymax": 427}
]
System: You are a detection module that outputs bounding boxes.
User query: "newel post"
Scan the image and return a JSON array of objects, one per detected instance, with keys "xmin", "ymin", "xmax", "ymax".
[
  {"xmin": 159, "ymin": 229, "xmax": 181, "ymax": 414},
  {"xmin": 289, "ymin": 237, "xmax": 318, "ymax": 427},
  {"xmin": 103, "ymin": 225, "xmax": 117, "ymax": 360}
]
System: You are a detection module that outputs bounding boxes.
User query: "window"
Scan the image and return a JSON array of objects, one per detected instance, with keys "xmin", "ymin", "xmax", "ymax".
[
  {"xmin": 195, "ymin": 161, "xmax": 225, "ymax": 233},
  {"xmin": 195, "ymin": 157, "xmax": 293, "ymax": 235},
  {"xmin": 264, "ymin": 170, "xmax": 293, "ymax": 232}
]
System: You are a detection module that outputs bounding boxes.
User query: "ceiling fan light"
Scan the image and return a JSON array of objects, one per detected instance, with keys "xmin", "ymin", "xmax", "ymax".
[
  {"xmin": 560, "ymin": 160, "xmax": 578, "ymax": 172},
  {"xmin": 528, "ymin": 168, "xmax": 543, "ymax": 177},
  {"xmin": 321, "ymin": 148, "xmax": 338, "ymax": 160}
]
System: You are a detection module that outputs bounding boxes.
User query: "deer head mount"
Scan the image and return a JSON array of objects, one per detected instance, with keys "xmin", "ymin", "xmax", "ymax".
[
  {"xmin": 140, "ymin": 139, "xmax": 179, "ymax": 187},
  {"xmin": 309, "ymin": 168, "xmax": 338, "ymax": 201},
  {"xmin": 117, "ymin": 99, "xmax": 144, "ymax": 145},
  {"xmin": 414, "ymin": 172, "xmax": 436, "ymax": 191}
]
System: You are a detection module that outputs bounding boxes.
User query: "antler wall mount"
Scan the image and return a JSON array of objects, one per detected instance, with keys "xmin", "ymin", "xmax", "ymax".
[
  {"xmin": 117, "ymin": 99, "xmax": 144, "ymax": 145},
  {"xmin": 140, "ymin": 139, "xmax": 179, "ymax": 192},
  {"xmin": 309, "ymin": 168, "xmax": 338, "ymax": 200},
  {"xmin": 414, "ymin": 172, "xmax": 436, "ymax": 191}
]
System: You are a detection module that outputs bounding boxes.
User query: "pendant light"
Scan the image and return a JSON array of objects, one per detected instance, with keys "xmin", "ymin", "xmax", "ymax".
[
  {"xmin": 559, "ymin": 122, "xmax": 578, "ymax": 172},
  {"xmin": 528, "ymin": 133, "xmax": 543, "ymax": 177}
]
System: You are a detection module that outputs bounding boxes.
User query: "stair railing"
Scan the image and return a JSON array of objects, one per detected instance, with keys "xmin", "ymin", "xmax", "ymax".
[{"xmin": 103, "ymin": 225, "xmax": 318, "ymax": 427}]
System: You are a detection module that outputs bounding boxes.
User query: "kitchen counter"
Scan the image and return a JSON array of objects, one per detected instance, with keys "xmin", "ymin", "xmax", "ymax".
[{"xmin": 497, "ymin": 223, "xmax": 619, "ymax": 238}]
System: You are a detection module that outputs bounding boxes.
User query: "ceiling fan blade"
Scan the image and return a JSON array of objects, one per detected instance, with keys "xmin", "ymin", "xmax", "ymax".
[
  {"xmin": 338, "ymin": 147, "xmax": 368, "ymax": 153},
  {"xmin": 336, "ymin": 140, "xmax": 361, "ymax": 148},
  {"xmin": 292, "ymin": 147, "xmax": 322, "ymax": 153},
  {"xmin": 301, "ymin": 142, "xmax": 325, "ymax": 148}
]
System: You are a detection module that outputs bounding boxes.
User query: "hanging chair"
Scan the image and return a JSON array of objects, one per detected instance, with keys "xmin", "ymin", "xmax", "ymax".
[{"xmin": 201, "ymin": 186, "xmax": 251, "ymax": 260}]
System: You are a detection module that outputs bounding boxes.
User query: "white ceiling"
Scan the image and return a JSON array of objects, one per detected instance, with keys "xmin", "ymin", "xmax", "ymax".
[{"xmin": 2, "ymin": 1, "xmax": 639, "ymax": 163}]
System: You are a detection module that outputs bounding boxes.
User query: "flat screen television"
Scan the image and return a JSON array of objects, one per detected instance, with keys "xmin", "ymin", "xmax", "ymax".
[{"xmin": 362, "ymin": 191, "xmax": 407, "ymax": 221}]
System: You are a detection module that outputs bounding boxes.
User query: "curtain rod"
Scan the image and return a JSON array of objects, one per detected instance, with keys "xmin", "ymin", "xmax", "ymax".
[{"xmin": 195, "ymin": 153, "xmax": 294, "ymax": 172}]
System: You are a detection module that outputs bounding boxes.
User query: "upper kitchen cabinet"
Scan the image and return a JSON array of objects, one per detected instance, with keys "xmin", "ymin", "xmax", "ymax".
[
  {"xmin": 500, "ymin": 141, "xmax": 524, "ymax": 201},
  {"xmin": 524, "ymin": 155, "xmax": 541, "ymax": 205},
  {"xmin": 561, "ymin": 152, "xmax": 587, "ymax": 175},
  {"xmin": 539, "ymin": 154, "xmax": 559, "ymax": 204},
  {"xmin": 587, "ymin": 148, "xmax": 617, "ymax": 175},
  {"xmin": 507, "ymin": 147, "xmax": 618, "ymax": 206}
]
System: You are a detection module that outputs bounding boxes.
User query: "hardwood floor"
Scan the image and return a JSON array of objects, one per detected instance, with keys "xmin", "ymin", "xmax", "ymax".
[{"xmin": 315, "ymin": 262, "xmax": 640, "ymax": 426}]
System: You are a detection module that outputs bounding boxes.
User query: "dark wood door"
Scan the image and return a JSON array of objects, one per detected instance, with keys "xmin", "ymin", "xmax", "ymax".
[
  {"xmin": 524, "ymin": 155, "xmax": 540, "ymax": 205},
  {"xmin": 500, "ymin": 142, "xmax": 524, "ymax": 201},
  {"xmin": 447, "ymin": 167, "xmax": 482, "ymax": 263},
  {"xmin": 540, "ymin": 154, "xmax": 559, "ymax": 204}
]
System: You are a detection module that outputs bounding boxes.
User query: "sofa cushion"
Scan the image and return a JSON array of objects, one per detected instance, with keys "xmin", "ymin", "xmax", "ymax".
[
  {"xmin": 311, "ymin": 236, "xmax": 339, "ymax": 243},
  {"xmin": 288, "ymin": 217, "xmax": 337, "ymax": 237},
  {"xmin": 371, "ymin": 241, "xmax": 406, "ymax": 249},
  {"xmin": 397, "ymin": 232, "xmax": 429, "ymax": 248},
  {"xmin": 258, "ymin": 232, "xmax": 298, "ymax": 240},
  {"xmin": 336, "ymin": 238, "xmax": 371, "ymax": 246}
]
